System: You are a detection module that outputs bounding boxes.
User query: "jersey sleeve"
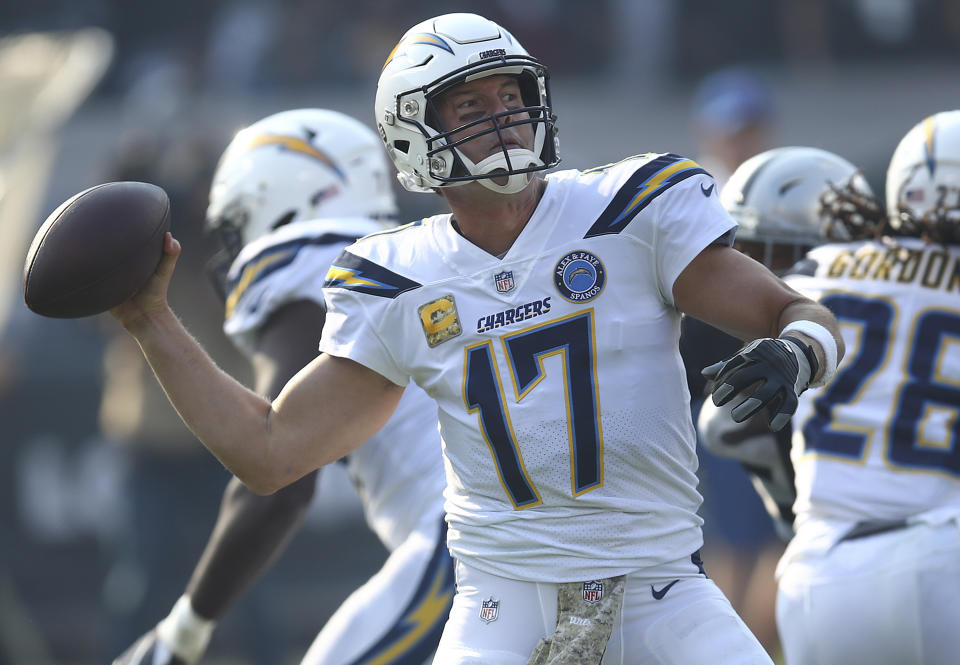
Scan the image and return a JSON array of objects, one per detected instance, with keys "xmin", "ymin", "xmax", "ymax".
[
  {"xmin": 223, "ymin": 240, "xmax": 346, "ymax": 356},
  {"xmin": 630, "ymin": 171, "xmax": 737, "ymax": 305},
  {"xmin": 318, "ymin": 250, "xmax": 414, "ymax": 388},
  {"xmin": 616, "ymin": 156, "xmax": 735, "ymax": 306}
]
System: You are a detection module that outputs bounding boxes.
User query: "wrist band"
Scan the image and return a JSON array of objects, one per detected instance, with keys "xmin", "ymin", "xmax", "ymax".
[
  {"xmin": 156, "ymin": 595, "xmax": 215, "ymax": 663},
  {"xmin": 779, "ymin": 320, "xmax": 838, "ymax": 387}
]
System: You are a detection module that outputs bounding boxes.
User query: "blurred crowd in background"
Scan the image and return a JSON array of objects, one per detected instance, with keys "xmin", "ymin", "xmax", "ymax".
[{"xmin": 1, "ymin": 1, "xmax": 958, "ymax": 664}]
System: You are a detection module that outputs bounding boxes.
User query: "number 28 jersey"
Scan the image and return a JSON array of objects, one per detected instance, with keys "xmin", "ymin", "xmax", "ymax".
[
  {"xmin": 320, "ymin": 154, "xmax": 735, "ymax": 582},
  {"xmin": 784, "ymin": 238, "xmax": 960, "ymax": 553}
]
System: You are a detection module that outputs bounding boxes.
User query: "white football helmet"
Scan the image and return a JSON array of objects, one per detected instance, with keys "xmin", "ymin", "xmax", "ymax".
[
  {"xmin": 722, "ymin": 146, "xmax": 881, "ymax": 256},
  {"xmin": 375, "ymin": 13, "xmax": 559, "ymax": 195},
  {"xmin": 886, "ymin": 109, "xmax": 960, "ymax": 243},
  {"xmin": 206, "ymin": 108, "xmax": 397, "ymax": 258}
]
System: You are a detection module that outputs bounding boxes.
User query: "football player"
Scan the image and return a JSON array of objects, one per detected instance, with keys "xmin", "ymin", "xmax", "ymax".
[
  {"xmin": 109, "ymin": 13, "xmax": 845, "ymax": 665},
  {"xmin": 113, "ymin": 109, "xmax": 453, "ymax": 665},
  {"xmin": 771, "ymin": 112, "xmax": 960, "ymax": 664},
  {"xmin": 683, "ymin": 146, "xmax": 882, "ymax": 654},
  {"xmin": 696, "ymin": 145, "xmax": 884, "ymax": 539}
]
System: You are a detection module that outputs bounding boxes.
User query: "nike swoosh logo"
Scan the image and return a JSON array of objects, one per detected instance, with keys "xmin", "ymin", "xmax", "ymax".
[
  {"xmin": 700, "ymin": 183, "xmax": 715, "ymax": 197},
  {"xmin": 651, "ymin": 579, "xmax": 680, "ymax": 600}
]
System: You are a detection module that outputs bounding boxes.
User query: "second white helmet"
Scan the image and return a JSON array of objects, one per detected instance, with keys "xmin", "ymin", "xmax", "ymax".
[
  {"xmin": 206, "ymin": 108, "xmax": 397, "ymax": 255},
  {"xmin": 721, "ymin": 146, "xmax": 881, "ymax": 247},
  {"xmin": 375, "ymin": 13, "xmax": 559, "ymax": 195}
]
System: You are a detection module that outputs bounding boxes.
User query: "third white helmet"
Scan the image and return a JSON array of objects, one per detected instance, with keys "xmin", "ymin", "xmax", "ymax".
[
  {"xmin": 886, "ymin": 109, "xmax": 960, "ymax": 243},
  {"xmin": 206, "ymin": 108, "xmax": 397, "ymax": 257}
]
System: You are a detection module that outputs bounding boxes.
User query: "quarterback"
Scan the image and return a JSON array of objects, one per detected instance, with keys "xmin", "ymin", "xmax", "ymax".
[{"xmin": 111, "ymin": 13, "xmax": 844, "ymax": 665}]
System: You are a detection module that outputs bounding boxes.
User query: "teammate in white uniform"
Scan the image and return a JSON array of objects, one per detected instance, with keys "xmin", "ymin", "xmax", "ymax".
[
  {"xmin": 684, "ymin": 146, "xmax": 882, "ymax": 655},
  {"xmin": 774, "ymin": 112, "xmax": 960, "ymax": 665},
  {"xmin": 113, "ymin": 109, "xmax": 453, "ymax": 665},
  {"xmin": 107, "ymin": 14, "xmax": 845, "ymax": 665},
  {"xmin": 700, "ymin": 117, "xmax": 960, "ymax": 664},
  {"xmin": 698, "ymin": 145, "xmax": 884, "ymax": 540}
]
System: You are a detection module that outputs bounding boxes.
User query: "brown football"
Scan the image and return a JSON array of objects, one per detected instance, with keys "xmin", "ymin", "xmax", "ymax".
[{"xmin": 23, "ymin": 181, "xmax": 170, "ymax": 318}]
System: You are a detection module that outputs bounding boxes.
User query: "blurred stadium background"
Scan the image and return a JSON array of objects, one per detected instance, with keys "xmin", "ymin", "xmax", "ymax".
[{"xmin": 0, "ymin": 1, "xmax": 957, "ymax": 664}]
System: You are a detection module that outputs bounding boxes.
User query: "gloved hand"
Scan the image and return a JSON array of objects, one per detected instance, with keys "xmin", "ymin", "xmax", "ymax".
[
  {"xmin": 697, "ymin": 399, "xmax": 797, "ymax": 540},
  {"xmin": 113, "ymin": 597, "xmax": 214, "ymax": 665},
  {"xmin": 112, "ymin": 629, "xmax": 191, "ymax": 665},
  {"xmin": 701, "ymin": 336, "xmax": 816, "ymax": 432}
]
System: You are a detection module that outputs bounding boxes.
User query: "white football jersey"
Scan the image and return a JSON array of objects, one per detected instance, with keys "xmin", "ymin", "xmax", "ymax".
[
  {"xmin": 320, "ymin": 154, "xmax": 736, "ymax": 582},
  {"xmin": 223, "ymin": 218, "xmax": 446, "ymax": 551},
  {"xmin": 784, "ymin": 238, "xmax": 960, "ymax": 553}
]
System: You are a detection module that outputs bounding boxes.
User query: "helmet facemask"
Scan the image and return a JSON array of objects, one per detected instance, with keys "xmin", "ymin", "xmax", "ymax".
[
  {"xmin": 890, "ymin": 163, "xmax": 960, "ymax": 244},
  {"xmin": 818, "ymin": 172, "xmax": 887, "ymax": 241},
  {"xmin": 425, "ymin": 56, "xmax": 556, "ymax": 194},
  {"xmin": 204, "ymin": 201, "xmax": 256, "ymax": 301}
]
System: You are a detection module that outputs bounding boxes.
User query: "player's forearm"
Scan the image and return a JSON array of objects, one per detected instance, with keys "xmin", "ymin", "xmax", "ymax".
[
  {"xmin": 124, "ymin": 306, "xmax": 287, "ymax": 493},
  {"xmin": 186, "ymin": 474, "xmax": 316, "ymax": 619}
]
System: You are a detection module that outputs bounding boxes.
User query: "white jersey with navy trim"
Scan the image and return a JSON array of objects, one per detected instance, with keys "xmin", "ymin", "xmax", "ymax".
[
  {"xmin": 223, "ymin": 217, "xmax": 447, "ymax": 551},
  {"xmin": 320, "ymin": 153, "xmax": 736, "ymax": 582},
  {"xmin": 782, "ymin": 237, "xmax": 960, "ymax": 557}
]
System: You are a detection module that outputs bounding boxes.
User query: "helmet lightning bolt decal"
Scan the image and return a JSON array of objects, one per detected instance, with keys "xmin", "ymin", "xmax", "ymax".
[
  {"xmin": 922, "ymin": 114, "xmax": 937, "ymax": 176},
  {"xmin": 240, "ymin": 134, "xmax": 346, "ymax": 180},
  {"xmin": 383, "ymin": 32, "xmax": 453, "ymax": 69}
]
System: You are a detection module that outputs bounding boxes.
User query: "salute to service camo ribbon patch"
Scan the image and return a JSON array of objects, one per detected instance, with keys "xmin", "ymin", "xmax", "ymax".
[{"xmin": 526, "ymin": 575, "xmax": 626, "ymax": 665}]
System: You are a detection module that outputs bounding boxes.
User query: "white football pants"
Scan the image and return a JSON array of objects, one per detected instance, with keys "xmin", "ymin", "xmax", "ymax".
[
  {"xmin": 434, "ymin": 553, "xmax": 773, "ymax": 665},
  {"xmin": 300, "ymin": 514, "xmax": 454, "ymax": 665},
  {"xmin": 777, "ymin": 519, "xmax": 960, "ymax": 665}
]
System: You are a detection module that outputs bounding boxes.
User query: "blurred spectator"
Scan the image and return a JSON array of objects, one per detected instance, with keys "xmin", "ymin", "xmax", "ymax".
[
  {"xmin": 692, "ymin": 67, "xmax": 776, "ymax": 189},
  {"xmin": 204, "ymin": 1, "xmax": 279, "ymax": 92},
  {"xmin": 776, "ymin": 0, "xmax": 831, "ymax": 66}
]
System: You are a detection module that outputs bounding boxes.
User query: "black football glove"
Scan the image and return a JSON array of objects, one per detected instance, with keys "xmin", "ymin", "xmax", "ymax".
[
  {"xmin": 701, "ymin": 336, "xmax": 817, "ymax": 432},
  {"xmin": 112, "ymin": 629, "xmax": 190, "ymax": 665}
]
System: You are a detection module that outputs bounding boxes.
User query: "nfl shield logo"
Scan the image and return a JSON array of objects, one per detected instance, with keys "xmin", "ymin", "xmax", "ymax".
[
  {"xmin": 582, "ymin": 580, "xmax": 604, "ymax": 604},
  {"xmin": 479, "ymin": 597, "xmax": 500, "ymax": 623},
  {"xmin": 494, "ymin": 270, "xmax": 515, "ymax": 293}
]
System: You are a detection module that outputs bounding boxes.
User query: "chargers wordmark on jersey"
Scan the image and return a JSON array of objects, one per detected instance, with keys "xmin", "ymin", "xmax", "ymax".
[
  {"xmin": 554, "ymin": 250, "xmax": 606, "ymax": 302},
  {"xmin": 582, "ymin": 580, "xmax": 604, "ymax": 604},
  {"xmin": 479, "ymin": 598, "xmax": 500, "ymax": 623},
  {"xmin": 476, "ymin": 297, "xmax": 552, "ymax": 333},
  {"xmin": 419, "ymin": 295, "xmax": 462, "ymax": 347}
]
